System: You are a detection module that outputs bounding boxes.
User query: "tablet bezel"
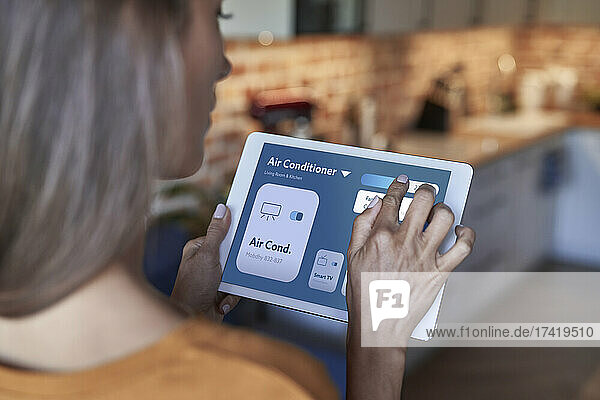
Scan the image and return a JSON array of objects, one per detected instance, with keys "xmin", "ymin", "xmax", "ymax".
[{"xmin": 219, "ymin": 132, "xmax": 473, "ymax": 335}]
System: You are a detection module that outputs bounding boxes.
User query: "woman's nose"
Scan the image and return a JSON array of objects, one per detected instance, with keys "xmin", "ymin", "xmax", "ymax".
[{"xmin": 218, "ymin": 56, "xmax": 232, "ymax": 81}]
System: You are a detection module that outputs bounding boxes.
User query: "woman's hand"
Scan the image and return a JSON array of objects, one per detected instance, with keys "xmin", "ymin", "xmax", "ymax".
[
  {"xmin": 171, "ymin": 204, "xmax": 240, "ymax": 322},
  {"xmin": 347, "ymin": 175, "xmax": 475, "ymax": 333},
  {"xmin": 345, "ymin": 175, "xmax": 475, "ymax": 399}
]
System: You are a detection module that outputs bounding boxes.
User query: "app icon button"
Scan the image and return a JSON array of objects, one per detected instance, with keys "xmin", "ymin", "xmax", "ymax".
[
  {"xmin": 308, "ymin": 249, "xmax": 344, "ymax": 293},
  {"xmin": 237, "ymin": 184, "xmax": 319, "ymax": 282}
]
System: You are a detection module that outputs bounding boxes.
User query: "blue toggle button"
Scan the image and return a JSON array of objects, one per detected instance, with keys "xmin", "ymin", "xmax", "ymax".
[{"xmin": 290, "ymin": 211, "xmax": 304, "ymax": 221}]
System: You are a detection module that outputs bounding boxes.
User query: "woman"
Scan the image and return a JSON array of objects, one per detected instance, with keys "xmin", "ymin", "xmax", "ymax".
[{"xmin": 0, "ymin": 0, "xmax": 475, "ymax": 398}]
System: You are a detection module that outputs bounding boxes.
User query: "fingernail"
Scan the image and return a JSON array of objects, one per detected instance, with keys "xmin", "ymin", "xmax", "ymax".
[
  {"xmin": 397, "ymin": 174, "xmax": 409, "ymax": 184},
  {"xmin": 367, "ymin": 196, "xmax": 380, "ymax": 209},
  {"xmin": 221, "ymin": 304, "xmax": 231, "ymax": 314},
  {"xmin": 213, "ymin": 204, "xmax": 226, "ymax": 219}
]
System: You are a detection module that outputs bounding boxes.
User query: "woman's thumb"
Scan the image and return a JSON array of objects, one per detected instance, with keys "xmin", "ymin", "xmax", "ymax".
[{"xmin": 204, "ymin": 204, "xmax": 231, "ymax": 255}]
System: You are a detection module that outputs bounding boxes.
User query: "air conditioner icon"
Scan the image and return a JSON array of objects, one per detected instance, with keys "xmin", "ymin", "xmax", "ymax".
[{"xmin": 260, "ymin": 202, "xmax": 281, "ymax": 221}]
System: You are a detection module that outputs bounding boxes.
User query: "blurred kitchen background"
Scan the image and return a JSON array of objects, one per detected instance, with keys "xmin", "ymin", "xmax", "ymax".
[{"xmin": 144, "ymin": 1, "xmax": 600, "ymax": 398}]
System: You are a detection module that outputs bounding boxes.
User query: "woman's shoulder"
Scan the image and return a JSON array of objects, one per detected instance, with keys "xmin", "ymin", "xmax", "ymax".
[
  {"xmin": 171, "ymin": 317, "xmax": 339, "ymax": 399},
  {"xmin": 0, "ymin": 317, "xmax": 339, "ymax": 400}
]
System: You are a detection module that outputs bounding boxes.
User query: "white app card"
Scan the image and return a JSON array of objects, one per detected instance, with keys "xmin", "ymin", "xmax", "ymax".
[
  {"xmin": 237, "ymin": 183, "xmax": 319, "ymax": 282},
  {"xmin": 308, "ymin": 249, "xmax": 344, "ymax": 293}
]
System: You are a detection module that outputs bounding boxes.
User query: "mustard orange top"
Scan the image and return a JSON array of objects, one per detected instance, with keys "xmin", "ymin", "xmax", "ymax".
[{"xmin": 0, "ymin": 318, "xmax": 338, "ymax": 399}]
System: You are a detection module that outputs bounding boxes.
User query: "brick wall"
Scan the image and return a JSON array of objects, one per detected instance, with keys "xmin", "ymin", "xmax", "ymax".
[
  {"xmin": 515, "ymin": 25, "xmax": 600, "ymax": 86},
  {"xmin": 194, "ymin": 25, "xmax": 600, "ymax": 190}
]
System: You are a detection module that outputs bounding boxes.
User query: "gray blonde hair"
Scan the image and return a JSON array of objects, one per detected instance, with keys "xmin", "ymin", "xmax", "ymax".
[{"xmin": 0, "ymin": 0, "xmax": 188, "ymax": 316}]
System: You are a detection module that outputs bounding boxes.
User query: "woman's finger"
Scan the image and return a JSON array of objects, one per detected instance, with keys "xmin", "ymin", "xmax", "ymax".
[
  {"xmin": 423, "ymin": 202, "xmax": 455, "ymax": 251},
  {"xmin": 218, "ymin": 294, "xmax": 241, "ymax": 315},
  {"xmin": 348, "ymin": 196, "xmax": 382, "ymax": 259},
  {"xmin": 402, "ymin": 184, "xmax": 436, "ymax": 234},
  {"xmin": 373, "ymin": 174, "xmax": 409, "ymax": 230},
  {"xmin": 437, "ymin": 225, "xmax": 476, "ymax": 272}
]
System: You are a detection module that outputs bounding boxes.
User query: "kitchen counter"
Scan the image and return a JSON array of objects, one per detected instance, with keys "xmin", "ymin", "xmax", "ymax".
[{"xmin": 392, "ymin": 112, "xmax": 600, "ymax": 167}]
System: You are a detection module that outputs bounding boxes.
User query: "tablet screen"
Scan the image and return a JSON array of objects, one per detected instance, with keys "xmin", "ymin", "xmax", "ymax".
[{"xmin": 221, "ymin": 142, "xmax": 451, "ymax": 313}]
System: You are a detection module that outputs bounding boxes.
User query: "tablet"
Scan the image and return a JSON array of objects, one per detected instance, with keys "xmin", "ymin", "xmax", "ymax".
[{"xmin": 219, "ymin": 132, "xmax": 472, "ymax": 340}]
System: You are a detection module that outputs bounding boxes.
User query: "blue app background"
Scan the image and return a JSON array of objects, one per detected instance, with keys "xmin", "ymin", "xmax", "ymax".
[{"xmin": 222, "ymin": 143, "xmax": 451, "ymax": 311}]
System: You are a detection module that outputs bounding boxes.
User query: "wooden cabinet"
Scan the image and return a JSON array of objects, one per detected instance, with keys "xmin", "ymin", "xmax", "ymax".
[
  {"xmin": 481, "ymin": 0, "xmax": 528, "ymax": 25},
  {"xmin": 459, "ymin": 157, "xmax": 513, "ymax": 271},
  {"xmin": 365, "ymin": 0, "xmax": 424, "ymax": 33},
  {"xmin": 552, "ymin": 130, "xmax": 600, "ymax": 266},
  {"xmin": 511, "ymin": 137, "xmax": 562, "ymax": 269},
  {"xmin": 220, "ymin": 0, "xmax": 295, "ymax": 39},
  {"xmin": 219, "ymin": 0, "xmax": 600, "ymax": 40},
  {"xmin": 430, "ymin": 0, "xmax": 475, "ymax": 30},
  {"xmin": 538, "ymin": 0, "xmax": 600, "ymax": 25},
  {"xmin": 458, "ymin": 136, "xmax": 563, "ymax": 272}
]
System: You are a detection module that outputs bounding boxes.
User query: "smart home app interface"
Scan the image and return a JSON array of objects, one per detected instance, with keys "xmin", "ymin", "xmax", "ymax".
[{"xmin": 222, "ymin": 143, "xmax": 451, "ymax": 312}]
